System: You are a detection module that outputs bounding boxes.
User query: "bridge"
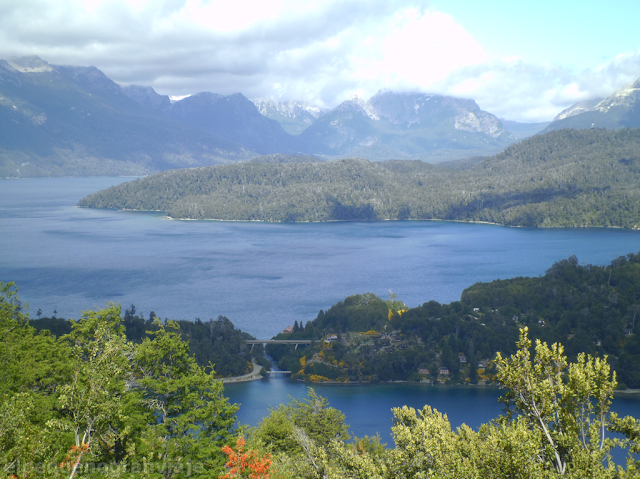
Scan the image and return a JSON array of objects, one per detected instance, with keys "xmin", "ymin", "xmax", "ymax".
[
  {"xmin": 245, "ymin": 339, "xmax": 314, "ymax": 351},
  {"xmin": 265, "ymin": 370, "xmax": 291, "ymax": 376}
]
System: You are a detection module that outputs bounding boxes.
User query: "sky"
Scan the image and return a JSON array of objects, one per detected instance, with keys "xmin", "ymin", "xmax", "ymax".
[{"xmin": 1, "ymin": 0, "xmax": 640, "ymax": 122}]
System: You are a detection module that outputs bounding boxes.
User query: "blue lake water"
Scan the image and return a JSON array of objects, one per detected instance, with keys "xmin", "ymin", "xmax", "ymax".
[
  {"xmin": 3, "ymin": 177, "xmax": 640, "ymax": 338},
  {"xmin": 2, "ymin": 176, "xmax": 640, "ymax": 441}
]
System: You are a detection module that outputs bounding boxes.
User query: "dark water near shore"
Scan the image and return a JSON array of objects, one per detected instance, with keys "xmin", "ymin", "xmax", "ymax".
[
  {"xmin": 2, "ymin": 177, "xmax": 640, "ymax": 443},
  {"xmin": 224, "ymin": 378, "xmax": 640, "ymax": 439}
]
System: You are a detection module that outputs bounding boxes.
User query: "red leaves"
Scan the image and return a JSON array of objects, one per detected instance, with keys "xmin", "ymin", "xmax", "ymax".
[
  {"xmin": 220, "ymin": 437, "xmax": 272, "ymax": 479},
  {"xmin": 58, "ymin": 442, "xmax": 90, "ymax": 469}
]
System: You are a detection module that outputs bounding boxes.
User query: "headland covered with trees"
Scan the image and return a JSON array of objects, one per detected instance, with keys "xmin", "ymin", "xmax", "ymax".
[
  {"xmin": 5, "ymin": 274, "xmax": 640, "ymax": 478},
  {"xmin": 78, "ymin": 128, "xmax": 640, "ymax": 229},
  {"xmin": 268, "ymin": 251, "xmax": 640, "ymax": 389}
]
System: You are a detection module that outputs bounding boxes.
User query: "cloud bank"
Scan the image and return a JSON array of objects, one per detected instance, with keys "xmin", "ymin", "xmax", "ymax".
[{"xmin": 1, "ymin": 0, "xmax": 639, "ymax": 121}]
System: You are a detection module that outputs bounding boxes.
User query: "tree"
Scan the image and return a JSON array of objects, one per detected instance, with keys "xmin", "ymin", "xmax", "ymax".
[
  {"xmin": 0, "ymin": 283, "xmax": 73, "ymax": 478},
  {"xmin": 495, "ymin": 327, "xmax": 617, "ymax": 476},
  {"xmin": 253, "ymin": 388, "xmax": 349, "ymax": 456},
  {"xmin": 52, "ymin": 304, "xmax": 134, "ymax": 477},
  {"xmin": 135, "ymin": 319, "xmax": 239, "ymax": 477}
]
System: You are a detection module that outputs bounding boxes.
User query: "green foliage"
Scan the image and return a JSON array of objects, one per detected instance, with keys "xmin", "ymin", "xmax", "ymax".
[
  {"xmin": 0, "ymin": 284, "xmax": 240, "ymax": 478},
  {"xmin": 31, "ymin": 307, "xmax": 260, "ymax": 377},
  {"xmin": 248, "ymin": 389, "xmax": 353, "ymax": 479},
  {"xmin": 134, "ymin": 319, "xmax": 240, "ymax": 476},
  {"xmin": 49, "ymin": 305, "xmax": 134, "ymax": 474},
  {"xmin": 0, "ymin": 283, "xmax": 73, "ymax": 477},
  {"xmin": 495, "ymin": 328, "xmax": 617, "ymax": 476},
  {"xmin": 252, "ymin": 388, "xmax": 349, "ymax": 455},
  {"xmin": 80, "ymin": 128, "xmax": 640, "ymax": 228},
  {"xmin": 253, "ymin": 333, "xmax": 630, "ymax": 479}
]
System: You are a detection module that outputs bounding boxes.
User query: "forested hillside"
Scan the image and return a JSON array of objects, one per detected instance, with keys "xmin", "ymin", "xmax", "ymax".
[
  {"xmin": 30, "ymin": 306, "xmax": 262, "ymax": 378},
  {"xmin": 269, "ymin": 251, "xmax": 640, "ymax": 388},
  {"xmin": 79, "ymin": 128, "xmax": 640, "ymax": 228}
]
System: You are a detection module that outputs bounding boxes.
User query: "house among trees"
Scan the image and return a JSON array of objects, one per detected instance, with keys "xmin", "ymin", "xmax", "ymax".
[
  {"xmin": 283, "ymin": 325, "xmax": 294, "ymax": 334},
  {"xmin": 439, "ymin": 367, "xmax": 450, "ymax": 376},
  {"xmin": 418, "ymin": 368, "xmax": 430, "ymax": 375}
]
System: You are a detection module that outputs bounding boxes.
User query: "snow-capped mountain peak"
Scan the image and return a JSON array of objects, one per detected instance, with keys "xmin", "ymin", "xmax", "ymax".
[
  {"xmin": 340, "ymin": 95, "xmax": 380, "ymax": 121},
  {"xmin": 592, "ymin": 78, "xmax": 640, "ymax": 112},
  {"xmin": 252, "ymin": 99, "xmax": 325, "ymax": 119}
]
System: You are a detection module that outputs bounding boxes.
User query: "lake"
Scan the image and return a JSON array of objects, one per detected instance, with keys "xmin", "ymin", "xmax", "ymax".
[
  {"xmin": 2, "ymin": 177, "xmax": 640, "ymax": 338},
  {"xmin": 224, "ymin": 378, "xmax": 640, "ymax": 439},
  {"xmin": 2, "ymin": 176, "xmax": 640, "ymax": 439}
]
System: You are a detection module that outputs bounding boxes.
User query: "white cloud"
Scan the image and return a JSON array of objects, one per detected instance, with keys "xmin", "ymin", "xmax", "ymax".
[
  {"xmin": 437, "ymin": 48, "xmax": 640, "ymax": 122},
  {"xmin": 356, "ymin": 9, "xmax": 486, "ymax": 91},
  {"xmin": 0, "ymin": 1, "xmax": 481, "ymax": 106}
]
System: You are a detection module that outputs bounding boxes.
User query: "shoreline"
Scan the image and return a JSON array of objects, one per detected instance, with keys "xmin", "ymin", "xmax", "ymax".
[
  {"xmin": 154, "ymin": 213, "xmax": 634, "ymax": 230},
  {"xmin": 74, "ymin": 205, "xmax": 639, "ymax": 230},
  {"xmin": 246, "ymin": 376, "xmax": 640, "ymax": 395},
  {"xmin": 221, "ymin": 361, "xmax": 264, "ymax": 383}
]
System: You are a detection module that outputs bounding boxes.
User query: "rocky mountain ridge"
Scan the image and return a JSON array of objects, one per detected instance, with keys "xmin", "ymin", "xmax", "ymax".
[
  {"xmin": 297, "ymin": 90, "xmax": 515, "ymax": 160},
  {"xmin": 252, "ymin": 99, "xmax": 326, "ymax": 134},
  {"xmin": 545, "ymin": 76, "xmax": 640, "ymax": 132},
  {"xmin": 553, "ymin": 98, "xmax": 603, "ymax": 121},
  {"xmin": 593, "ymin": 78, "xmax": 640, "ymax": 112}
]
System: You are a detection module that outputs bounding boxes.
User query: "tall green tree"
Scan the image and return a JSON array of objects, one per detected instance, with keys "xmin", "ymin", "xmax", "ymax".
[
  {"xmin": 134, "ymin": 319, "xmax": 239, "ymax": 478},
  {"xmin": 51, "ymin": 304, "xmax": 134, "ymax": 477},
  {"xmin": 495, "ymin": 327, "xmax": 617, "ymax": 477}
]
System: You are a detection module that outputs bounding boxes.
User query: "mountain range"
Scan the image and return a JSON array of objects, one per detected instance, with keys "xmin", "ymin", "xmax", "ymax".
[
  {"xmin": 0, "ymin": 56, "xmax": 253, "ymax": 178},
  {"xmin": 296, "ymin": 91, "xmax": 520, "ymax": 161},
  {"xmin": 2, "ymin": 55, "xmax": 640, "ymax": 178}
]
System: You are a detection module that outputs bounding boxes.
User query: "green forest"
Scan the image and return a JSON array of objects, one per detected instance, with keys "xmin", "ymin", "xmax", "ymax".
[
  {"xmin": 29, "ymin": 307, "xmax": 264, "ymax": 379},
  {"xmin": 79, "ymin": 128, "xmax": 640, "ymax": 228},
  {"xmin": 6, "ymin": 281, "xmax": 640, "ymax": 478},
  {"xmin": 269, "ymin": 251, "xmax": 640, "ymax": 389}
]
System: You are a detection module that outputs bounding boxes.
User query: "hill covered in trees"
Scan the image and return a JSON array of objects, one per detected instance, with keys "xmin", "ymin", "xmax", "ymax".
[
  {"xmin": 268, "ymin": 251, "xmax": 640, "ymax": 389},
  {"xmin": 79, "ymin": 128, "xmax": 640, "ymax": 228},
  {"xmin": 30, "ymin": 306, "xmax": 264, "ymax": 378}
]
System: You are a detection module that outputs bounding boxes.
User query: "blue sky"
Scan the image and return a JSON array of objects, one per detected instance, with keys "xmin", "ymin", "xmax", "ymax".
[
  {"xmin": 431, "ymin": 0, "xmax": 640, "ymax": 70},
  {"xmin": 1, "ymin": 0, "xmax": 639, "ymax": 122}
]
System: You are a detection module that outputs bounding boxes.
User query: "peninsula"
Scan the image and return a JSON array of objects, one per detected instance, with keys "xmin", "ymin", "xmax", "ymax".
[{"xmin": 78, "ymin": 128, "xmax": 640, "ymax": 228}]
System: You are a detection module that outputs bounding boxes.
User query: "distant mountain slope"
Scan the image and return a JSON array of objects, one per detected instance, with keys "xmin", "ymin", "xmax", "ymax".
[
  {"xmin": 298, "ymin": 92, "xmax": 517, "ymax": 161},
  {"xmin": 252, "ymin": 99, "xmax": 326, "ymax": 135},
  {"xmin": 500, "ymin": 120, "xmax": 550, "ymax": 139},
  {"xmin": 79, "ymin": 128, "xmax": 640, "ymax": 229},
  {"xmin": 0, "ymin": 56, "xmax": 252, "ymax": 178},
  {"xmin": 544, "ymin": 78, "xmax": 640, "ymax": 132},
  {"xmin": 163, "ymin": 93, "xmax": 304, "ymax": 155},
  {"xmin": 553, "ymin": 98, "xmax": 603, "ymax": 121},
  {"xmin": 121, "ymin": 85, "xmax": 171, "ymax": 111}
]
